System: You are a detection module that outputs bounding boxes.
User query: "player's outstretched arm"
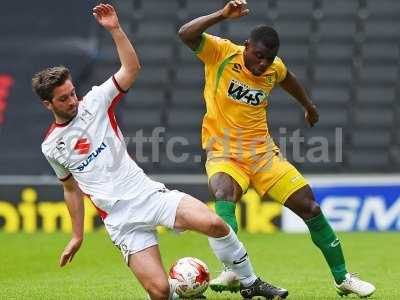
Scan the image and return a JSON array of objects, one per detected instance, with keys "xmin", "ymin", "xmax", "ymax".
[
  {"xmin": 279, "ymin": 71, "xmax": 319, "ymax": 127},
  {"xmin": 93, "ymin": 3, "xmax": 141, "ymax": 91},
  {"xmin": 59, "ymin": 176, "xmax": 84, "ymax": 267},
  {"xmin": 178, "ymin": 0, "xmax": 249, "ymax": 51}
]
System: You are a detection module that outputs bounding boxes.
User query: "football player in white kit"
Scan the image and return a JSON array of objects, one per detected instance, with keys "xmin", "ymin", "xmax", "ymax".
[{"xmin": 32, "ymin": 4, "xmax": 288, "ymax": 300}]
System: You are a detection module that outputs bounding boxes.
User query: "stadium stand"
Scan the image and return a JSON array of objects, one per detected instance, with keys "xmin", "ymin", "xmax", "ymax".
[{"xmin": 0, "ymin": 0, "xmax": 398, "ymax": 175}]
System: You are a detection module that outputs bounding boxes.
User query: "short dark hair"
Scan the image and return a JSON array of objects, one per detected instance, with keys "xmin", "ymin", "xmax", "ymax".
[
  {"xmin": 250, "ymin": 25, "xmax": 280, "ymax": 50},
  {"xmin": 32, "ymin": 66, "xmax": 71, "ymax": 101}
]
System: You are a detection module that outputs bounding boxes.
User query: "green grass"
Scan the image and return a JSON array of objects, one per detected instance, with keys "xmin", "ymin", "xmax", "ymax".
[{"xmin": 0, "ymin": 231, "xmax": 398, "ymax": 299}]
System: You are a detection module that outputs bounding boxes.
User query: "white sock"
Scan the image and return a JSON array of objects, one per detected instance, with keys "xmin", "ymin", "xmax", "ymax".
[
  {"xmin": 168, "ymin": 279, "xmax": 179, "ymax": 300},
  {"xmin": 208, "ymin": 227, "xmax": 257, "ymax": 287}
]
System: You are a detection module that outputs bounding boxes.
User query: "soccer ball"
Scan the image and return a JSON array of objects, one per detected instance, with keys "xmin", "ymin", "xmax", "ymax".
[{"xmin": 169, "ymin": 257, "xmax": 210, "ymax": 298}]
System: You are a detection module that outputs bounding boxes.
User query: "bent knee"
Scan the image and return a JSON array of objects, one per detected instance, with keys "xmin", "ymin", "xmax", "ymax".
[
  {"xmin": 302, "ymin": 201, "xmax": 321, "ymax": 220},
  {"xmin": 208, "ymin": 215, "xmax": 230, "ymax": 238},
  {"xmin": 146, "ymin": 281, "xmax": 170, "ymax": 300},
  {"xmin": 210, "ymin": 173, "xmax": 241, "ymax": 201},
  {"xmin": 214, "ymin": 188, "xmax": 237, "ymax": 202}
]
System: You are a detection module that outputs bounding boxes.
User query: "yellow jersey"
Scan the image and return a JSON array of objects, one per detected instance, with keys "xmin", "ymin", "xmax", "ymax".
[{"xmin": 195, "ymin": 33, "xmax": 288, "ymax": 158}]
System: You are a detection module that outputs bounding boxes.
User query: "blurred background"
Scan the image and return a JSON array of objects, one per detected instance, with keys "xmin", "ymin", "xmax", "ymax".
[{"xmin": 0, "ymin": 0, "xmax": 399, "ymax": 234}]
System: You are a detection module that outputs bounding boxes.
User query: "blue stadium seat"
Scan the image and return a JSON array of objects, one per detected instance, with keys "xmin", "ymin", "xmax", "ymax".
[
  {"xmin": 136, "ymin": 20, "xmax": 176, "ymax": 42},
  {"xmin": 184, "ymin": 0, "xmax": 225, "ymax": 17},
  {"xmin": 354, "ymin": 109, "xmax": 394, "ymax": 128},
  {"xmin": 315, "ymin": 108, "xmax": 348, "ymax": 128},
  {"xmin": 347, "ymin": 149, "xmax": 390, "ymax": 170},
  {"xmin": 318, "ymin": 20, "xmax": 356, "ymax": 42},
  {"xmin": 135, "ymin": 43, "xmax": 174, "ymax": 65},
  {"xmin": 358, "ymin": 65, "xmax": 397, "ymax": 84},
  {"xmin": 351, "ymin": 130, "xmax": 392, "ymax": 148},
  {"xmin": 311, "ymin": 86, "xmax": 351, "ymax": 106},
  {"xmin": 276, "ymin": 0, "xmax": 314, "ymax": 19},
  {"xmin": 175, "ymin": 65, "xmax": 204, "ymax": 87},
  {"xmin": 314, "ymin": 65, "xmax": 352, "ymax": 84},
  {"xmin": 321, "ymin": 0, "xmax": 358, "ymax": 18},
  {"xmin": 133, "ymin": 66, "xmax": 170, "ymax": 87},
  {"xmin": 355, "ymin": 85, "xmax": 395, "ymax": 105},
  {"xmin": 167, "ymin": 108, "xmax": 204, "ymax": 130},
  {"xmin": 122, "ymin": 109, "xmax": 162, "ymax": 130},
  {"xmin": 126, "ymin": 87, "xmax": 165, "ymax": 109},
  {"xmin": 171, "ymin": 87, "xmax": 205, "ymax": 109}
]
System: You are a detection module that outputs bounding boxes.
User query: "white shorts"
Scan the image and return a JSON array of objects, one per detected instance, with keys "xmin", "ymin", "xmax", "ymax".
[{"xmin": 103, "ymin": 188, "xmax": 185, "ymax": 264}]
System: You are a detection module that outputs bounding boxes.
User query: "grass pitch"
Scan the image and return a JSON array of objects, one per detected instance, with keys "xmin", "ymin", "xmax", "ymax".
[{"xmin": 0, "ymin": 231, "xmax": 398, "ymax": 299}]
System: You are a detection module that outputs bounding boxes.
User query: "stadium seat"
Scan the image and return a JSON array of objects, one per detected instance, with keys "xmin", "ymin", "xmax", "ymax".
[
  {"xmin": 359, "ymin": 64, "xmax": 397, "ymax": 84},
  {"xmin": 355, "ymin": 85, "xmax": 395, "ymax": 105},
  {"xmin": 361, "ymin": 41, "xmax": 398, "ymax": 64},
  {"xmin": 314, "ymin": 65, "xmax": 352, "ymax": 84},
  {"xmin": 133, "ymin": 66, "xmax": 170, "ymax": 87},
  {"xmin": 275, "ymin": 0, "xmax": 314, "ymax": 19},
  {"xmin": 176, "ymin": 44, "xmax": 197, "ymax": 64},
  {"xmin": 278, "ymin": 42, "xmax": 309, "ymax": 64},
  {"xmin": 314, "ymin": 108, "xmax": 349, "ymax": 128},
  {"xmin": 364, "ymin": 20, "xmax": 399, "ymax": 41},
  {"xmin": 321, "ymin": 0, "xmax": 358, "ymax": 18},
  {"xmin": 351, "ymin": 130, "xmax": 392, "ymax": 148},
  {"xmin": 165, "ymin": 130, "xmax": 203, "ymax": 153},
  {"xmin": 354, "ymin": 109, "xmax": 394, "ymax": 128},
  {"xmin": 167, "ymin": 108, "xmax": 204, "ymax": 130},
  {"xmin": 272, "ymin": 19, "xmax": 311, "ymax": 42},
  {"xmin": 171, "ymin": 87, "xmax": 205, "ymax": 109},
  {"xmin": 315, "ymin": 42, "xmax": 354, "ymax": 64},
  {"xmin": 184, "ymin": 0, "xmax": 225, "ymax": 18},
  {"xmin": 122, "ymin": 109, "xmax": 162, "ymax": 130},
  {"xmin": 125, "ymin": 87, "xmax": 165, "ymax": 109},
  {"xmin": 141, "ymin": 0, "xmax": 181, "ymax": 20},
  {"xmin": 366, "ymin": 0, "xmax": 400, "ymax": 19},
  {"xmin": 136, "ymin": 20, "xmax": 176, "ymax": 42},
  {"xmin": 347, "ymin": 149, "xmax": 390, "ymax": 170},
  {"xmin": 175, "ymin": 64, "xmax": 204, "ymax": 87},
  {"xmin": 227, "ymin": 19, "xmax": 270, "ymax": 43},
  {"xmin": 135, "ymin": 43, "xmax": 174, "ymax": 65},
  {"xmin": 286, "ymin": 64, "xmax": 308, "ymax": 83},
  {"xmin": 311, "ymin": 86, "xmax": 351, "ymax": 106},
  {"xmin": 268, "ymin": 91, "xmax": 297, "ymax": 111},
  {"xmin": 247, "ymin": 0, "xmax": 269, "ymax": 20},
  {"xmin": 268, "ymin": 107, "xmax": 302, "ymax": 128},
  {"xmin": 318, "ymin": 19, "xmax": 356, "ymax": 42}
]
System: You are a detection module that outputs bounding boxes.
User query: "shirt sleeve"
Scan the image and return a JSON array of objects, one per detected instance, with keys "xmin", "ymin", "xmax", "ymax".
[
  {"xmin": 44, "ymin": 155, "xmax": 71, "ymax": 182},
  {"xmin": 195, "ymin": 33, "xmax": 237, "ymax": 65},
  {"xmin": 85, "ymin": 75, "xmax": 127, "ymax": 110},
  {"xmin": 274, "ymin": 56, "xmax": 288, "ymax": 83}
]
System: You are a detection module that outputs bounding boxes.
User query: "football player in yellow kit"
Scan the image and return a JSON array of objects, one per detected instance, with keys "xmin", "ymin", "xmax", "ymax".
[{"xmin": 179, "ymin": 0, "xmax": 375, "ymax": 298}]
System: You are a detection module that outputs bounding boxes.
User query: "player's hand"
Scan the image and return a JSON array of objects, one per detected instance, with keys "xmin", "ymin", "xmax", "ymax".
[
  {"xmin": 305, "ymin": 104, "xmax": 319, "ymax": 127},
  {"xmin": 59, "ymin": 236, "xmax": 83, "ymax": 267},
  {"xmin": 222, "ymin": 0, "xmax": 250, "ymax": 19},
  {"xmin": 93, "ymin": 3, "xmax": 120, "ymax": 32}
]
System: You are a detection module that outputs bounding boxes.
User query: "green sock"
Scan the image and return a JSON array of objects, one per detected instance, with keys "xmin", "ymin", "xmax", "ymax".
[
  {"xmin": 215, "ymin": 200, "xmax": 238, "ymax": 234},
  {"xmin": 305, "ymin": 213, "xmax": 347, "ymax": 284}
]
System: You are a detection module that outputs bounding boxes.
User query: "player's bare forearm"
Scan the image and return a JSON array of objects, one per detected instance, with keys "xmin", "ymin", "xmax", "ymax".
[
  {"xmin": 178, "ymin": 0, "xmax": 249, "ymax": 51},
  {"xmin": 110, "ymin": 27, "xmax": 141, "ymax": 91},
  {"xmin": 280, "ymin": 71, "xmax": 313, "ymax": 110},
  {"xmin": 59, "ymin": 177, "xmax": 84, "ymax": 267},
  {"xmin": 63, "ymin": 177, "xmax": 84, "ymax": 239},
  {"xmin": 93, "ymin": 3, "xmax": 140, "ymax": 91},
  {"xmin": 178, "ymin": 10, "xmax": 226, "ymax": 50},
  {"xmin": 279, "ymin": 71, "xmax": 319, "ymax": 126}
]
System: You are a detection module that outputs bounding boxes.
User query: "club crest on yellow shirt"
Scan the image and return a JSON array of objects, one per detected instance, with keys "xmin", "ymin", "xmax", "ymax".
[{"xmin": 265, "ymin": 74, "xmax": 274, "ymax": 86}]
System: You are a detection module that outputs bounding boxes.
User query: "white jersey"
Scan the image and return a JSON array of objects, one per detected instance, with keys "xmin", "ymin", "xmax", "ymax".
[{"xmin": 41, "ymin": 76, "xmax": 165, "ymax": 217}]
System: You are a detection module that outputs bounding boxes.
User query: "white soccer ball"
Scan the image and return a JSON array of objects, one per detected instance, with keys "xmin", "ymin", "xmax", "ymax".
[{"xmin": 169, "ymin": 257, "xmax": 210, "ymax": 298}]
